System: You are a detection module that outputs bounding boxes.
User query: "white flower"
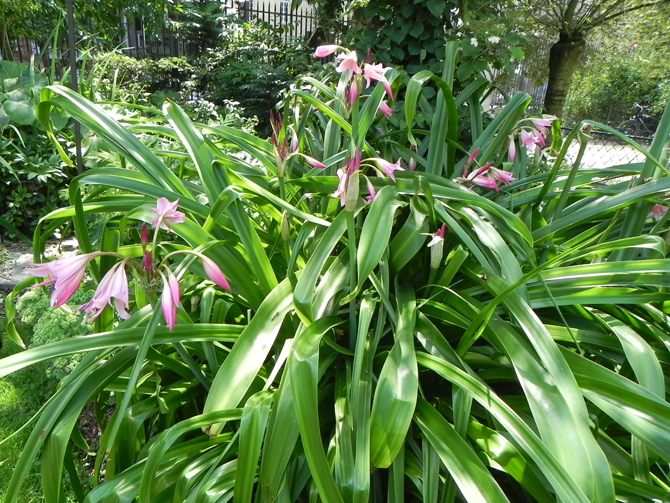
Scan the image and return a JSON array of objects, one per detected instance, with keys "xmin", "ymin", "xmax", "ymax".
[
  {"xmin": 488, "ymin": 36, "xmax": 501, "ymax": 44},
  {"xmin": 470, "ymin": 38, "xmax": 478, "ymax": 47}
]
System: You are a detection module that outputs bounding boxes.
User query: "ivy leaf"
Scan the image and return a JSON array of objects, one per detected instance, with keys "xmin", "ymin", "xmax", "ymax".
[
  {"xmin": 409, "ymin": 24, "xmax": 425, "ymax": 38},
  {"xmin": 389, "ymin": 47, "xmax": 405, "ymax": 60},
  {"xmin": 510, "ymin": 46, "xmax": 525, "ymax": 60},
  {"xmin": 426, "ymin": 0, "xmax": 447, "ymax": 18}
]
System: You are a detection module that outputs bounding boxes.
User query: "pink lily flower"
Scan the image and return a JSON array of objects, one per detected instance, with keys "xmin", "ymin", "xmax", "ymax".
[
  {"xmin": 364, "ymin": 176, "xmax": 376, "ymax": 204},
  {"xmin": 334, "ymin": 168, "xmax": 348, "ymax": 206},
  {"xmin": 150, "ymin": 198, "xmax": 185, "ymax": 232},
  {"xmin": 142, "ymin": 250, "xmax": 153, "ymax": 278},
  {"xmin": 461, "ymin": 163, "xmax": 499, "ymax": 192},
  {"xmin": 161, "ymin": 268, "xmax": 181, "ymax": 330},
  {"xmin": 425, "ymin": 224, "xmax": 447, "ymax": 268},
  {"xmin": 408, "ymin": 158, "xmax": 416, "ymax": 171},
  {"xmin": 363, "ymin": 63, "xmax": 393, "ymax": 98},
  {"xmin": 336, "ymin": 52, "xmax": 362, "ymax": 76},
  {"xmin": 650, "ymin": 204, "xmax": 668, "ymax": 221},
  {"xmin": 313, "ymin": 45, "xmax": 340, "ymax": 58},
  {"xmin": 520, "ymin": 130, "xmax": 535, "ymax": 149},
  {"xmin": 470, "ymin": 175, "xmax": 500, "ymax": 192},
  {"xmin": 379, "ymin": 101, "xmax": 393, "ymax": 117},
  {"xmin": 200, "ymin": 255, "xmax": 230, "ymax": 290},
  {"xmin": 520, "ymin": 129, "xmax": 545, "ymax": 149},
  {"xmin": 76, "ymin": 261, "xmax": 131, "ymax": 321},
  {"xmin": 369, "ymin": 157, "xmax": 404, "ymax": 181},
  {"xmin": 489, "ymin": 167, "xmax": 516, "ymax": 185},
  {"xmin": 270, "ymin": 111, "xmax": 289, "ymax": 163},
  {"xmin": 529, "ymin": 117, "xmax": 554, "ymax": 129},
  {"xmin": 29, "ymin": 253, "xmax": 101, "ymax": 308}
]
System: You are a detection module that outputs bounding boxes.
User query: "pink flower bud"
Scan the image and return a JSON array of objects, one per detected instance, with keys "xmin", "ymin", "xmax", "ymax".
[
  {"xmin": 201, "ymin": 256, "xmax": 230, "ymax": 290},
  {"xmin": 313, "ymin": 45, "xmax": 339, "ymax": 58},
  {"xmin": 161, "ymin": 269, "xmax": 181, "ymax": 331},
  {"xmin": 141, "ymin": 224, "xmax": 149, "ymax": 248}
]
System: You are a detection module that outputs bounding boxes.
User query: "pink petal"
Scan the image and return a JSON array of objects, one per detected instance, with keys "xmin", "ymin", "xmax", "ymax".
[
  {"xmin": 490, "ymin": 167, "xmax": 516, "ymax": 185},
  {"xmin": 365, "ymin": 176, "xmax": 376, "ymax": 204},
  {"xmin": 141, "ymin": 224, "xmax": 149, "ymax": 247},
  {"xmin": 162, "ymin": 269, "xmax": 180, "ymax": 330},
  {"xmin": 379, "ymin": 101, "xmax": 393, "ymax": 117},
  {"xmin": 471, "ymin": 175, "xmax": 499, "ymax": 192},
  {"xmin": 466, "ymin": 148, "xmax": 479, "ymax": 166}
]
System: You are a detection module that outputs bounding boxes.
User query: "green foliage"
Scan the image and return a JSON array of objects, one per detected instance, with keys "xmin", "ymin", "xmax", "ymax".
[
  {"xmin": 346, "ymin": 0, "xmax": 525, "ymax": 85},
  {"xmin": 93, "ymin": 19, "xmax": 317, "ymax": 136},
  {"xmin": 199, "ymin": 17, "xmax": 317, "ymax": 135},
  {"xmin": 15, "ymin": 288, "xmax": 93, "ymax": 381},
  {"xmin": 2, "ymin": 41, "xmax": 670, "ymax": 503},
  {"xmin": 564, "ymin": 39, "xmax": 668, "ymax": 127}
]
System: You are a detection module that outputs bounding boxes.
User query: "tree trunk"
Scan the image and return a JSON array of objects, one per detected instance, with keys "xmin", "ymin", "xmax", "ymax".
[{"xmin": 543, "ymin": 32, "xmax": 586, "ymax": 118}]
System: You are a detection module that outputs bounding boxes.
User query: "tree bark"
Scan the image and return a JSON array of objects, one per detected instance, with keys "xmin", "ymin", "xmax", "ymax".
[{"xmin": 543, "ymin": 32, "xmax": 586, "ymax": 118}]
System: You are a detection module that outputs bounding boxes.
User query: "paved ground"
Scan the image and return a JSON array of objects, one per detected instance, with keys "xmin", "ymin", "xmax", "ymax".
[{"xmin": 0, "ymin": 239, "xmax": 78, "ymax": 291}]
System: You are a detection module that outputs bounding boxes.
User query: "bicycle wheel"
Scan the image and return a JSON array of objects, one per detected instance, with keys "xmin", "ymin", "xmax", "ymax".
[{"xmin": 617, "ymin": 120, "xmax": 640, "ymax": 137}]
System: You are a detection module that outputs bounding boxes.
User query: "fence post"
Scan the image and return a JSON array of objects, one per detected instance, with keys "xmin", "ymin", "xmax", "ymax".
[{"xmin": 65, "ymin": 0, "xmax": 83, "ymax": 175}]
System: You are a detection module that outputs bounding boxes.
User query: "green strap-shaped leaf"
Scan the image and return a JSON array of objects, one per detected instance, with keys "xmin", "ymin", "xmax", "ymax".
[
  {"xmin": 203, "ymin": 274, "xmax": 299, "ymax": 434},
  {"xmin": 416, "ymin": 352, "xmax": 591, "ymax": 503},
  {"xmin": 484, "ymin": 275, "xmax": 614, "ymax": 503},
  {"xmin": 467, "ymin": 420, "xmax": 554, "ymax": 503},
  {"xmin": 370, "ymin": 284, "xmax": 418, "ymax": 468},
  {"xmin": 414, "ymin": 397, "xmax": 511, "ymax": 503},
  {"xmin": 233, "ymin": 390, "xmax": 273, "ymax": 503},
  {"xmin": 294, "ymin": 211, "xmax": 349, "ymax": 324},
  {"xmin": 37, "ymin": 85, "xmax": 190, "ymax": 197},
  {"xmin": 138, "ymin": 410, "xmax": 243, "ymax": 502},
  {"xmin": 358, "ymin": 186, "xmax": 403, "ymax": 288},
  {"xmin": 289, "ymin": 316, "xmax": 346, "ymax": 503}
]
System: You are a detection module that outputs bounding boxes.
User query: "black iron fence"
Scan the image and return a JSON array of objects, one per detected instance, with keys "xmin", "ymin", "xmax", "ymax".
[{"xmin": 4, "ymin": 0, "xmax": 321, "ymax": 68}]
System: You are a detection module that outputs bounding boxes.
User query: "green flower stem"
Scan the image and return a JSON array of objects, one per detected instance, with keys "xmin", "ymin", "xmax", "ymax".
[{"xmin": 346, "ymin": 209, "xmax": 358, "ymax": 349}]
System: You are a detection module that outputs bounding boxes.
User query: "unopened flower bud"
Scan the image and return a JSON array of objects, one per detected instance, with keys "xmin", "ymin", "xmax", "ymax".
[
  {"xmin": 141, "ymin": 224, "xmax": 149, "ymax": 248},
  {"xmin": 427, "ymin": 224, "xmax": 446, "ymax": 269},
  {"xmin": 281, "ymin": 212, "xmax": 290, "ymax": 241}
]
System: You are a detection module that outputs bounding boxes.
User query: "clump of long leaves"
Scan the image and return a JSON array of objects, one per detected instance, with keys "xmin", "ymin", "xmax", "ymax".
[{"xmin": 2, "ymin": 42, "xmax": 670, "ymax": 502}]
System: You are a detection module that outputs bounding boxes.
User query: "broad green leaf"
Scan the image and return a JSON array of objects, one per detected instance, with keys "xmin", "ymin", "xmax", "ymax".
[
  {"xmin": 233, "ymin": 391, "xmax": 273, "ymax": 503},
  {"xmin": 358, "ymin": 186, "xmax": 403, "ymax": 288},
  {"xmin": 289, "ymin": 316, "xmax": 346, "ymax": 502},
  {"xmin": 204, "ymin": 274, "xmax": 299, "ymax": 435},
  {"xmin": 370, "ymin": 284, "xmax": 418, "ymax": 468}
]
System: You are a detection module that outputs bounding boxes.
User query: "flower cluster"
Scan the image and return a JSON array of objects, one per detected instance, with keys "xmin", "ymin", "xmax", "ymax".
[
  {"xmin": 270, "ymin": 110, "xmax": 326, "ymax": 176},
  {"xmin": 29, "ymin": 198, "xmax": 230, "ymax": 331},
  {"xmin": 314, "ymin": 45, "xmax": 394, "ymax": 117},
  {"xmin": 508, "ymin": 116, "xmax": 556, "ymax": 162},
  {"xmin": 459, "ymin": 148, "xmax": 515, "ymax": 192}
]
